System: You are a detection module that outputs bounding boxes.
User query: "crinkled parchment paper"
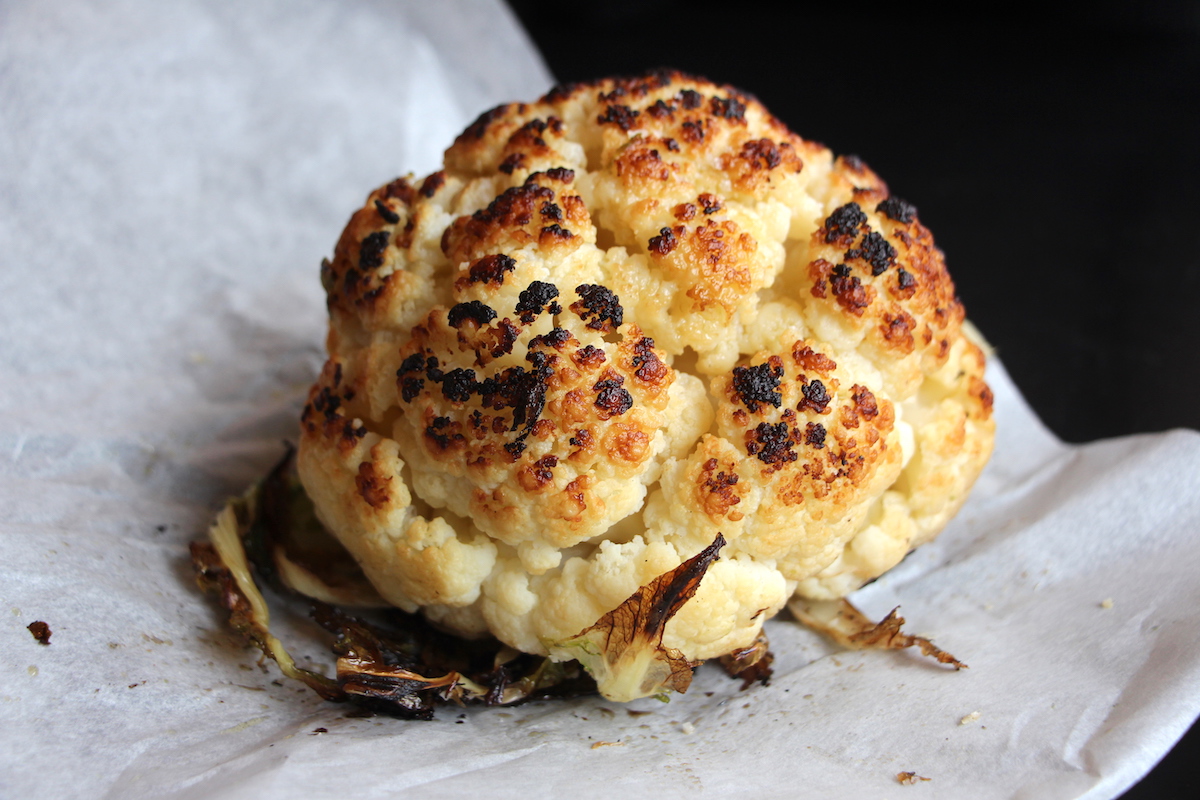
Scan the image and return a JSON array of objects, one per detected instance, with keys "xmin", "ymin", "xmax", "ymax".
[{"xmin": 2, "ymin": 2, "xmax": 1199, "ymax": 798}]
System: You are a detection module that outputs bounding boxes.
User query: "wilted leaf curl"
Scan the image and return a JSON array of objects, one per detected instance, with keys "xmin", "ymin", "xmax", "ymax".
[
  {"xmin": 251, "ymin": 447, "xmax": 387, "ymax": 608},
  {"xmin": 191, "ymin": 492, "xmax": 342, "ymax": 700},
  {"xmin": 550, "ymin": 534, "xmax": 726, "ymax": 702},
  {"xmin": 191, "ymin": 450, "xmax": 595, "ymax": 719},
  {"xmin": 788, "ymin": 597, "xmax": 965, "ymax": 669}
]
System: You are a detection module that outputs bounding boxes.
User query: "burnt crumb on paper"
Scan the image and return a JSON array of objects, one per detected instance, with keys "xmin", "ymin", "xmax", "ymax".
[
  {"xmin": 896, "ymin": 771, "xmax": 930, "ymax": 785},
  {"xmin": 718, "ymin": 633, "xmax": 774, "ymax": 690},
  {"xmin": 27, "ymin": 620, "xmax": 51, "ymax": 645}
]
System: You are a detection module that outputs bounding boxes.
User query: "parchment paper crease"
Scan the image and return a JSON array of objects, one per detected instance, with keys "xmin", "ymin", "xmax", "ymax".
[{"xmin": 2, "ymin": 2, "xmax": 1198, "ymax": 798}]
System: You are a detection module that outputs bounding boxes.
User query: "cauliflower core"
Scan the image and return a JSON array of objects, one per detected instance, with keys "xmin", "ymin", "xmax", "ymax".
[{"xmin": 297, "ymin": 71, "xmax": 995, "ymax": 696}]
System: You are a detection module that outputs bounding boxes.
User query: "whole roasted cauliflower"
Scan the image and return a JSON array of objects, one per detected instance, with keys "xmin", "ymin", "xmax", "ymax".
[{"xmin": 297, "ymin": 71, "xmax": 995, "ymax": 701}]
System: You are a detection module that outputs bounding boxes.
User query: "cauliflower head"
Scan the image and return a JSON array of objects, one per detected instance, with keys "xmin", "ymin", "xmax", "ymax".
[{"xmin": 296, "ymin": 71, "xmax": 995, "ymax": 699}]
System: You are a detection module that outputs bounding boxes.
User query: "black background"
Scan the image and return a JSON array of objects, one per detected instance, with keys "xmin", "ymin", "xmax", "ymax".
[{"xmin": 505, "ymin": 1, "xmax": 1199, "ymax": 796}]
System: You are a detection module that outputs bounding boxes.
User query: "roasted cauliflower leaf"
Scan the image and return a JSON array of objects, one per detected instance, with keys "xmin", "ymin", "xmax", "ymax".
[
  {"xmin": 788, "ymin": 597, "xmax": 965, "ymax": 669},
  {"xmin": 192, "ymin": 454, "xmax": 597, "ymax": 719},
  {"xmin": 549, "ymin": 534, "xmax": 725, "ymax": 702}
]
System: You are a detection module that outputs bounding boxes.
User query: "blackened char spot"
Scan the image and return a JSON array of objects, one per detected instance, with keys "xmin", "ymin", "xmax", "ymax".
[
  {"xmin": 745, "ymin": 422, "xmax": 798, "ymax": 466},
  {"xmin": 463, "ymin": 104, "xmax": 508, "ymax": 140},
  {"xmin": 540, "ymin": 201, "xmax": 562, "ymax": 221},
  {"xmin": 359, "ymin": 231, "xmax": 390, "ymax": 270},
  {"xmin": 710, "ymin": 95, "xmax": 746, "ymax": 120},
  {"xmin": 439, "ymin": 368, "xmax": 478, "ymax": 402},
  {"xmin": 545, "ymin": 167, "xmax": 575, "ymax": 183},
  {"xmin": 540, "ymin": 223, "xmax": 573, "ymax": 239},
  {"xmin": 467, "ymin": 253, "xmax": 517, "ymax": 285},
  {"xmin": 701, "ymin": 459, "xmax": 740, "ymax": 508},
  {"xmin": 531, "ymin": 327, "xmax": 572, "ymax": 349},
  {"xmin": 464, "ymin": 182, "xmax": 554, "ymax": 236},
  {"xmin": 798, "ymin": 379, "xmax": 831, "ymax": 414},
  {"xmin": 425, "ymin": 416, "xmax": 460, "ymax": 450},
  {"xmin": 499, "ymin": 153, "xmax": 526, "ymax": 174},
  {"xmin": 401, "ymin": 377, "xmax": 424, "ymax": 402},
  {"xmin": 503, "ymin": 439, "xmax": 527, "ymax": 459},
  {"xmin": 877, "ymin": 196, "xmax": 917, "ymax": 224},
  {"xmin": 631, "ymin": 336, "xmax": 669, "ymax": 383},
  {"xmin": 398, "ymin": 353, "xmax": 434, "ymax": 401},
  {"xmin": 571, "ymin": 284, "xmax": 623, "ymax": 332},
  {"xmin": 519, "ymin": 118, "xmax": 548, "ymax": 138},
  {"xmin": 731, "ymin": 359, "xmax": 784, "ymax": 413},
  {"xmin": 531, "ymin": 454, "xmax": 558, "ymax": 485},
  {"xmin": 597, "ymin": 104, "xmax": 640, "ymax": 131},
  {"xmin": 490, "ymin": 319, "xmax": 520, "ymax": 357},
  {"xmin": 424, "ymin": 356, "xmax": 444, "ymax": 382},
  {"xmin": 420, "ymin": 172, "xmax": 445, "ymax": 198},
  {"xmin": 494, "ymin": 351, "xmax": 553, "ymax": 435},
  {"xmin": 699, "ymin": 193, "xmax": 723, "ymax": 214},
  {"xmin": 897, "ymin": 268, "xmax": 916, "ymax": 290},
  {"xmin": 678, "ymin": 89, "xmax": 703, "ymax": 109},
  {"xmin": 830, "ymin": 263, "xmax": 871, "ymax": 313},
  {"xmin": 739, "ymin": 139, "xmax": 782, "ymax": 169},
  {"xmin": 648, "ymin": 226, "xmax": 678, "ymax": 256},
  {"xmin": 805, "ymin": 422, "xmax": 827, "ymax": 449},
  {"xmin": 847, "ymin": 231, "xmax": 897, "ymax": 276},
  {"xmin": 398, "ymin": 353, "xmax": 426, "ymax": 376},
  {"xmin": 575, "ymin": 344, "xmax": 605, "ymax": 368},
  {"xmin": 647, "ymin": 99, "xmax": 675, "ymax": 118},
  {"xmin": 382, "ymin": 177, "xmax": 416, "ymax": 204},
  {"xmin": 824, "ymin": 203, "xmax": 868, "ymax": 244},
  {"xmin": 515, "ymin": 280, "xmax": 562, "ymax": 324},
  {"xmin": 594, "ymin": 376, "xmax": 633, "ymax": 417},
  {"xmin": 597, "ymin": 85, "xmax": 627, "ymax": 103},
  {"xmin": 312, "ymin": 386, "xmax": 342, "ymax": 420},
  {"xmin": 447, "ymin": 300, "xmax": 497, "ymax": 328},
  {"xmin": 542, "ymin": 82, "xmax": 580, "ymax": 104},
  {"xmin": 374, "ymin": 200, "xmax": 400, "ymax": 225}
]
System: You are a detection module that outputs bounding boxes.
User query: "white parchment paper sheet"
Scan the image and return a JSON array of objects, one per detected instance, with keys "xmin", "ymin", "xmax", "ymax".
[{"xmin": 2, "ymin": 2, "xmax": 1198, "ymax": 798}]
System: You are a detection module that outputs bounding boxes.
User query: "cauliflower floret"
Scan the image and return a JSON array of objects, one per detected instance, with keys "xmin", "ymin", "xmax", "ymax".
[{"xmin": 296, "ymin": 70, "xmax": 994, "ymax": 700}]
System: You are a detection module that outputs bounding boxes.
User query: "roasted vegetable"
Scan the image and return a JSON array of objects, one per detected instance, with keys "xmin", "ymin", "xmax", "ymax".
[{"xmin": 284, "ymin": 70, "xmax": 992, "ymax": 702}]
